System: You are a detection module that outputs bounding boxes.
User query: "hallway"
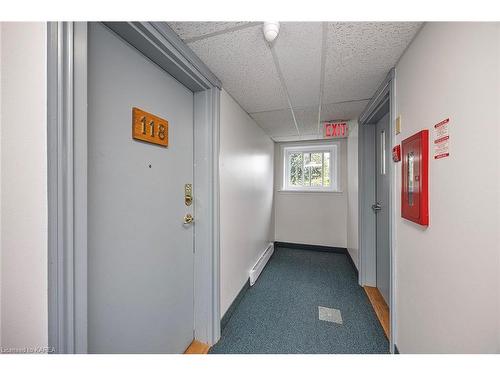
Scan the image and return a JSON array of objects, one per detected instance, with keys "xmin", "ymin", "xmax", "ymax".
[
  {"xmin": 1, "ymin": 15, "xmax": 499, "ymax": 363},
  {"xmin": 210, "ymin": 247, "xmax": 388, "ymax": 354}
]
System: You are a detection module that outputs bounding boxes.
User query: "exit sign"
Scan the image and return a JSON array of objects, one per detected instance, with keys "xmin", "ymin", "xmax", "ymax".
[{"xmin": 324, "ymin": 122, "xmax": 348, "ymax": 138}]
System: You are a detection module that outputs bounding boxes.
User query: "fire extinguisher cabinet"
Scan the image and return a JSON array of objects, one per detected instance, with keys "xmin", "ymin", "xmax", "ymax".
[{"xmin": 401, "ymin": 129, "xmax": 429, "ymax": 226}]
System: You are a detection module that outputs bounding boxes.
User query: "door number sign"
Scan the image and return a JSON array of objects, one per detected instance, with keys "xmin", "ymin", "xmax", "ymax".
[{"xmin": 132, "ymin": 107, "xmax": 169, "ymax": 147}]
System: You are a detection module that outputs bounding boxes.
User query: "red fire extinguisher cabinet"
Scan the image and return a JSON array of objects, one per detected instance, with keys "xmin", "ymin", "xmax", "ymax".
[{"xmin": 401, "ymin": 129, "xmax": 429, "ymax": 226}]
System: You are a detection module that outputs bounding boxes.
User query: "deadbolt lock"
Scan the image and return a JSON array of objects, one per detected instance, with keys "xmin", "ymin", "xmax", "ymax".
[{"xmin": 184, "ymin": 183, "xmax": 193, "ymax": 206}]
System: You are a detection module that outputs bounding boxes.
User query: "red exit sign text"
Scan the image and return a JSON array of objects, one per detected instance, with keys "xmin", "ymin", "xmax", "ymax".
[{"xmin": 324, "ymin": 122, "xmax": 348, "ymax": 138}]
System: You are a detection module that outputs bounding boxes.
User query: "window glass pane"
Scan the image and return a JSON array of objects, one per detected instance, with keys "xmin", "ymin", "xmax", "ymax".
[
  {"xmin": 289, "ymin": 152, "xmax": 303, "ymax": 186},
  {"xmin": 310, "ymin": 152, "xmax": 323, "ymax": 186},
  {"xmin": 408, "ymin": 152, "xmax": 414, "ymax": 206},
  {"xmin": 303, "ymin": 152, "xmax": 311, "ymax": 186},
  {"xmin": 285, "ymin": 147, "xmax": 336, "ymax": 191},
  {"xmin": 323, "ymin": 152, "xmax": 331, "ymax": 186}
]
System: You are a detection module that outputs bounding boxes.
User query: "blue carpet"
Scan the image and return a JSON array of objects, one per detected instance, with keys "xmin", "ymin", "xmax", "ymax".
[{"xmin": 209, "ymin": 247, "xmax": 389, "ymax": 354}]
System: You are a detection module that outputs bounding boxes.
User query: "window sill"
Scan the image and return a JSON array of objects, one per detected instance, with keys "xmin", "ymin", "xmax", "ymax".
[{"xmin": 277, "ymin": 189, "xmax": 344, "ymax": 194}]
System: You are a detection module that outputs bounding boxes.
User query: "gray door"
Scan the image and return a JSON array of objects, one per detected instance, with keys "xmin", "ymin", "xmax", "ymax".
[
  {"xmin": 88, "ymin": 23, "xmax": 194, "ymax": 353},
  {"xmin": 375, "ymin": 112, "xmax": 390, "ymax": 305}
]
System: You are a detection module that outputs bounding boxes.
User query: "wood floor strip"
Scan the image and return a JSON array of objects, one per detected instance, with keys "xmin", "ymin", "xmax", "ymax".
[
  {"xmin": 184, "ymin": 340, "xmax": 210, "ymax": 354},
  {"xmin": 364, "ymin": 286, "xmax": 390, "ymax": 339}
]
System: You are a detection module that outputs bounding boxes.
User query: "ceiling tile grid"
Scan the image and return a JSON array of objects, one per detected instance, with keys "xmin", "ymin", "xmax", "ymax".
[
  {"xmin": 324, "ymin": 22, "xmax": 422, "ymax": 104},
  {"xmin": 272, "ymin": 22, "xmax": 323, "ymax": 109},
  {"xmin": 168, "ymin": 22, "xmax": 252, "ymax": 41},
  {"xmin": 168, "ymin": 21, "xmax": 423, "ymax": 141},
  {"xmin": 187, "ymin": 25, "xmax": 289, "ymax": 113},
  {"xmin": 321, "ymin": 100, "xmax": 371, "ymax": 123},
  {"xmin": 250, "ymin": 109, "xmax": 298, "ymax": 138},
  {"xmin": 294, "ymin": 106, "xmax": 320, "ymax": 136},
  {"xmin": 293, "ymin": 99, "xmax": 371, "ymax": 138}
]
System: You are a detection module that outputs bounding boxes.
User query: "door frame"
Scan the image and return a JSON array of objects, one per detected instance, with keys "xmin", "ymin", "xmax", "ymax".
[
  {"xmin": 47, "ymin": 22, "xmax": 222, "ymax": 353},
  {"xmin": 358, "ymin": 68, "xmax": 397, "ymax": 354}
]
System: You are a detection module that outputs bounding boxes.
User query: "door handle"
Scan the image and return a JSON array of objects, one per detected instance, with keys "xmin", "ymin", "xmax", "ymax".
[
  {"xmin": 183, "ymin": 213, "xmax": 194, "ymax": 224},
  {"xmin": 371, "ymin": 203, "xmax": 382, "ymax": 212}
]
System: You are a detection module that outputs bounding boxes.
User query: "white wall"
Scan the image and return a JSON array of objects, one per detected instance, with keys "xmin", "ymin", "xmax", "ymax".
[
  {"xmin": 496, "ymin": 24, "xmax": 500, "ymax": 353},
  {"xmin": 0, "ymin": 22, "xmax": 48, "ymax": 350},
  {"xmin": 219, "ymin": 89, "xmax": 275, "ymax": 316},
  {"xmin": 346, "ymin": 121, "xmax": 359, "ymax": 268},
  {"xmin": 0, "ymin": 23, "xmax": 2, "ymax": 348},
  {"xmin": 274, "ymin": 139, "xmax": 347, "ymax": 248},
  {"xmin": 394, "ymin": 22, "xmax": 500, "ymax": 353}
]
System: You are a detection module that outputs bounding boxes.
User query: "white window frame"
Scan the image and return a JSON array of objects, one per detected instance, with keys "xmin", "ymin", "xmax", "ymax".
[{"xmin": 282, "ymin": 143, "xmax": 339, "ymax": 192}]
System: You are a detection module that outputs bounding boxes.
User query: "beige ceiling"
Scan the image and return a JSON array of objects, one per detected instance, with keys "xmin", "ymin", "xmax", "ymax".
[{"xmin": 168, "ymin": 22, "xmax": 423, "ymax": 142}]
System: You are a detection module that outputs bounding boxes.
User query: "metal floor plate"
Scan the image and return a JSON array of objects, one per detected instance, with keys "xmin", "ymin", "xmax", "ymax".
[{"xmin": 318, "ymin": 306, "xmax": 343, "ymax": 324}]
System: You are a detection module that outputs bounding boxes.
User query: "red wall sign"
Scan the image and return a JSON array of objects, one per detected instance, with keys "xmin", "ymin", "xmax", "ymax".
[
  {"xmin": 324, "ymin": 122, "xmax": 348, "ymax": 138},
  {"xmin": 401, "ymin": 130, "xmax": 429, "ymax": 226},
  {"xmin": 392, "ymin": 144, "xmax": 401, "ymax": 162}
]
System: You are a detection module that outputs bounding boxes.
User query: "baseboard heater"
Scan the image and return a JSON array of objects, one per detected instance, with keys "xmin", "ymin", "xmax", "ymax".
[{"xmin": 249, "ymin": 243, "xmax": 274, "ymax": 286}]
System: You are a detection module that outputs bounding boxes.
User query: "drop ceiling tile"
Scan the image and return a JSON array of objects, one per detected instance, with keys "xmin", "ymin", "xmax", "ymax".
[
  {"xmin": 293, "ymin": 99, "xmax": 370, "ymax": 137},
  {"xmin": 168, "ymin": 22, "xmax": 252, "ymax": 41},
  {"xmin": 189, "ymin": 25, "xmax": 288, "ymax": 113},
  {"xmin": 171, "ymin": 22, "xmax": 422, "ymax": 140},
  {"xmin": 321, "ymin": 100, "xmax": 370, "ymax": 123},
  {"xmin": 294, "ymin": 106, "xmax": 320, "ymax": 136},
  {"xmin": 324, "ymin": 22, "xmax": 422, "ymax": 103},
  {"xmin": 273, "ymin": 22, "xmax": 323, "ymax": 109},
  {"xmin": 250, "ymin": 109, "xmax": 298, "ymax": 137},
  {"xmin": 273, "ymin": 134, "xmax": 323, "ymax": 143},
  {"xmin": 252, "ymin": 100, "xmax": 369, "ymax": 140}
]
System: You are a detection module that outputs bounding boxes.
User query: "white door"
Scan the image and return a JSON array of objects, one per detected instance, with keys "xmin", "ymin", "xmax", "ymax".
[{"xmin": 87, "ymin": 23, "xmax": 194, "ymax": 353}]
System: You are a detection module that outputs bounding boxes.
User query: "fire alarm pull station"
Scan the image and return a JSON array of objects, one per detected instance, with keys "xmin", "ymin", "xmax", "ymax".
[
  {"xmin": 392, "ymin": 145, "xmax": 401, "ymax": 162},
  {"xmin": 401, "ymin": 130, "xmax": 429, "ymax": 226}
]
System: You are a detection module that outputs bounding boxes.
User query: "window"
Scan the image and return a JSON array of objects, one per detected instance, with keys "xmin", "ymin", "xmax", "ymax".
[{"xmin": 283, "ymin": 144, "xmax": 339, "ymax": 192}]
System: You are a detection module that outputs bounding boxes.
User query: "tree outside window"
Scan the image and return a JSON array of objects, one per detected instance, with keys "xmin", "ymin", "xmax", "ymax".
[{"xmin": 284, "ymin": 144, "xmax": 338, "ymax": 192}]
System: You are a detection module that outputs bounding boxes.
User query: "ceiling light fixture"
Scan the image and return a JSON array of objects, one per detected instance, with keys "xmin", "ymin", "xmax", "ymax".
[{"xmin": 263, "ymin": 21, "xmax": 280, "ymax": 43}]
